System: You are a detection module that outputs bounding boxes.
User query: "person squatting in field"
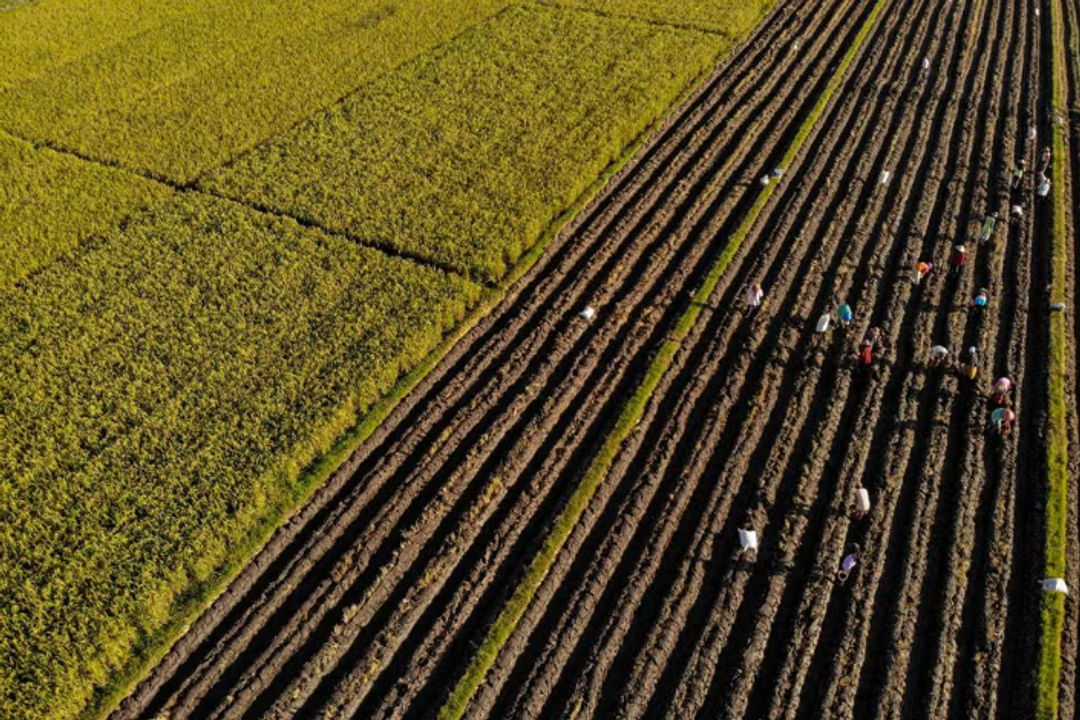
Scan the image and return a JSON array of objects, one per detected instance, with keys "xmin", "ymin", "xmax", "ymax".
[
  {"xmin": 992, "ymin": 376, "xmax": 1013, "ymax": 405},
  {"xmin": 745, "ymin": 282, "xmax": 765, "ymax": 317},
  {"xmin": 971, "ymin": 287, "xmax": 989, "ymax": 308},
  {"xmin": 837, "ymin": 543, "xmax": 861, "ymax": 583},
  {"xmin": 837, "ymin": 301, "xmax": 854, "ymax": 328},
  {"xmin": 858, "ymin": 326, "xmax": 884, "ymax": 366},
  {"xmin": 913, "ymin": 260, "xmax": 933, "ymax": 285},
  {"xmin": 851, "ymin": 479, "xmax": 871, "ymax": 520},
  {"xmin": 962, "ymin": 346, "xmax": 979, "ymax": 380},
  {"xmin": 1037, "ymin": 172, "xmax": 1051, "ymax": 197},
  {"xmin": 949, "ymin": 244, "xmax": 966, "ymax": 275},
  {"xmin": 991, "ymin": 407, "xmax": 1016, "ymax": 436},
  {"xmin": 929, "ymin": 344, "xmax": 949, "ymax": 369}
]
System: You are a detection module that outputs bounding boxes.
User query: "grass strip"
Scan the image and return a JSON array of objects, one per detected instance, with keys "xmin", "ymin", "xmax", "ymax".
[
  {"xmin": 437, "ymin": 0, "xmax": 891, "ymax": 716},
  {"xmin": 1036, "ymin": 0, "xmax": 1070, "ymax": 716}
]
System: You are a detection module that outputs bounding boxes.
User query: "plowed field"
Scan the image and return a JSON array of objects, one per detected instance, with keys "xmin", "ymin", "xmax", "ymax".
[{"xmin": 112, "ymin": 0, "xmax": 1058, "ymax": 718}]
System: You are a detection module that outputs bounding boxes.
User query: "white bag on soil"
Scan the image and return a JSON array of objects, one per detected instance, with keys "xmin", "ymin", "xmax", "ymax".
[
  {"xmin": 738, "ymin": 528, "xmax": 758, "ymax": 552},
  {"xmin": 1043, "ymin": 578, "xmax": 1069, "ymax": 594}
]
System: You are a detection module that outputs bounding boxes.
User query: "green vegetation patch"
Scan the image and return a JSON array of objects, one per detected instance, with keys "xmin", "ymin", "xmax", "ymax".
[
  {"xmin": 0, "ymin": 0, "xmax": 196, "ymax": 89},
  {"xmin": 1037, "ymin": 0, "xmax": 1070, "ymax": 716},
  {"xmin": 547, "ymin": 0, "xmax": 773, "ymax": 34},
  {"xmin": 0, "ymin": 131, "xmax": 172, "ymax": 289},
  {"xmin": 0, "ymin": 0, "xmax": 513, "ymax": 182},
  {"xmin": 204, "ymin": 3, "xmax": 727, "ymax": 283},
  {"xmin": 0, "ymin": 193, "xmax": 480, "ymax": 720}
]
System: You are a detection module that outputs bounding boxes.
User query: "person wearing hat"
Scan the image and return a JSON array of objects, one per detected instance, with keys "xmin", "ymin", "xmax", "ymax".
[
  {"xmin": 949, "ymin": 244, "xmax": 967, "ymax": 275},
  {"xmin": 1038, "ymin": 174, "xmax": 1052, "ymax": 197},
  {"xmin": 1040, "ymin": 146, "xmax": 1052, "ymax": 173},
  {"xmin": 929, "ymin": 344, "xmax": 950, "ymax": 369},
  {"xmin": 992, "ymin": 376, "xmax": 1013, "ymax": 405},
  {"xmin": 962, "ymin": 346, "xmax": 979, "ymax": 380},
  {"xmin": 837, "ymin": 301, "xmax": 854, "ymax": 328},
  {"xmin": 913, "ymin": 261, "xmax": 933, "ymax": 285},
  {"xmin": 991, "ymin": 407, "xmax": 1016, "ymax": 436}
]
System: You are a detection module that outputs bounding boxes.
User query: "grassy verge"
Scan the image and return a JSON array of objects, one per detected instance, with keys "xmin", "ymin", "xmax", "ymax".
[
  {"xmin": 437, "ymin": 0, "xmax": 891, "ymax": 716},
  {"xmin": 1037, "ymin": 0, "xmax": 1070, "ymax": 716}
]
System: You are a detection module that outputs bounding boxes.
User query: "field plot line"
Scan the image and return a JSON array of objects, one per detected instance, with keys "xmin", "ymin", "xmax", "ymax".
[
  {"xmin": 436, "ymin": 0, "xmax": 892, "ymax": 717},
  {"xmin": 1036, "ymin": 0, "xmax": 1070, "ymax": 715}
]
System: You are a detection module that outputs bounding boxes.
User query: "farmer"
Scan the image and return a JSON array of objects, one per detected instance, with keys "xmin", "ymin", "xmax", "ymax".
[
  {"xmin": 1011, "ymin": 160, "xmax": 1027, "ymax": 190},
  {"xmin": 991, "ymin": 407, "xmax": 1016, "ymax": 436},
  {"xmin": 949, "ymin": 244, "xmax": 966, "ymax": 275},
  {"xmin": 837, "ymin": 301, "xmax": 854, "ymax": 328},
  {"xmin": 852, "ymin": 480, "xmax": 871, "ymax": 520},
  {"xmin": 837, "ymin": 543, "xmax": 862, "ymax": 583},
  {"xmin": 913, "ymin": 261, "xmax": 933, "ymax": 285},
  {"xmin": 992, "ymin": 376, "xmax": 1013, "ymax": 405},
  {"xmin": 1038, "ymin": 174, "xmax": 1052, "ymax": 197},
  {"xmin": 746, "ymin": 282, "xmax": 765, "ymax": 317},
  {"xmin": 1028, "ymin": 123, "xmax": 1038, "ymax": 141},
  {"xmin": 859, "ymin": 327, "xmax": 884, "ymax": 366},
  {"xmin": 979, "ymin": 211, "xmax": 999, "ymax": 242},
  {"xmin": 1040, "ymin": 146, "xmax": 1052, "ymax": 173},
  {"xmin": 929, "ymin": 344, "xmax": 950, "ymax": 369},
  {"xmin": 962, "ymin": 346, "xmax": 979, "ymax": 380},
  {"xmin": 971, "ymin": 287, "xmax": 989, "ymax": 308}
]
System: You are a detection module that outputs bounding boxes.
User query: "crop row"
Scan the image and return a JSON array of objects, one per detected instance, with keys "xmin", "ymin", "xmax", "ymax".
[
  {"xmin": 0, "ymin": 0, "xmax": 515, "ymax": 182},
  {"xmin": 0, "ymin": 131, "xmax": 172, "ymax": 289},
  {"xmin": 0, "ymin": 193, "xmax": 480, "ymax": 720},
  {"xmin": 202, "ymin": 4, "xmax": 728, "ymax": 283}
]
